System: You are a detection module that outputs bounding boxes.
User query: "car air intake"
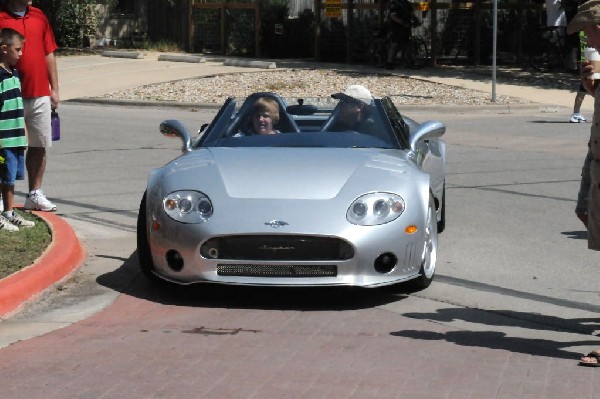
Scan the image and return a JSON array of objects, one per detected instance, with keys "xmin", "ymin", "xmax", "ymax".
[{"xmin": 201, "ymin": 235, "xmax": 354, "ymax": 261}]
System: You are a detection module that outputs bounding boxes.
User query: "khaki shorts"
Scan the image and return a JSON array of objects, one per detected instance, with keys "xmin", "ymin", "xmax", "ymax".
[
  {"xmin": 24, "ymin": 97, "xmax": 52, "ymax": 148},
  {"xmin": 588, "ymin": 160, "xmax": 600, "ymax": 251}
]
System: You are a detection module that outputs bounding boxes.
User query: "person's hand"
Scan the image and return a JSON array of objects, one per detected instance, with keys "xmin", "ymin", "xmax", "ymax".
[
  {"xmin": 582, "ymin": 60, "xmax": 595, "ymax": 80},
  {"xmin": 581, "ymin": 61, "xmax": 597, "ymax": 93},
  {"xmin": 50, "ymin": 88, "xmax": 59, "ymax": 110}
]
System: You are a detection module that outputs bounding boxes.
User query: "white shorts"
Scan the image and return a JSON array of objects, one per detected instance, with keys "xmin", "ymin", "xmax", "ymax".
[{"xmin": 24, "ymin": 97, "xmax": 52, "ymax": 148}]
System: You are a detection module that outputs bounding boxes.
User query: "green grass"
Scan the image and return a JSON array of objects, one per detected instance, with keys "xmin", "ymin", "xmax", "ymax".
[
  {"xmin": 138, "ymin": 40, "xmax": 183, "ymax": 53},
  {"xmin": 0, "ymin": 211, "xmax": 52, "ymax": 280}
]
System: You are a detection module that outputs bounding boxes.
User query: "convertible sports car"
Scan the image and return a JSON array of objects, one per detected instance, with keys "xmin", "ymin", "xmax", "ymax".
[{"xmin": 137, "ymin": 92, "xmax": 446, "ymax": 290}]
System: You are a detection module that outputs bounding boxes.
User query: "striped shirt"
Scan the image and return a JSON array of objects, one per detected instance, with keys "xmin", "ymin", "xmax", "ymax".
[{"xmin": 0, "ymin": 66, "xmax": 26, "ymax": 148}]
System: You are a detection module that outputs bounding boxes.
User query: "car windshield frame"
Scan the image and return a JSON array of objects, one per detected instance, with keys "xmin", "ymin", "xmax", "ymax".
[{"xmin": 194, "ymin": 92, "xmax": 410, "ymax": 150}]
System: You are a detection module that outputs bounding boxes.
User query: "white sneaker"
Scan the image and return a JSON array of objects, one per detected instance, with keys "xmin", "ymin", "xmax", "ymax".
[
  {"xmin": 0, "ymin": 214, "xmax": 18, "ymax": 232},
  {"xmin": 570, "ymin": 113, "xmax": 586, "ymax": 123},
  {"xmin": 24, "ymin": 190, "xmax": 57, "ymax": 212},
  {"xmin": 8, "ymin": 212, "xmax": 35, "ymax": 228}
]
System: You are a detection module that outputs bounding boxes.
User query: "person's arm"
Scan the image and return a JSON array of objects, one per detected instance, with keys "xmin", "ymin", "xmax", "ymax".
[{"xmin": 46, "ymin": 52, "xmax": 59, "ymax": 109}]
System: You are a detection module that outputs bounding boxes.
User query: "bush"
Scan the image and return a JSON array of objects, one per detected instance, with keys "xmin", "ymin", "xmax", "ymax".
[{"xmin": 36, "ymin": 0, "xmax": 107, "ymax": 48}]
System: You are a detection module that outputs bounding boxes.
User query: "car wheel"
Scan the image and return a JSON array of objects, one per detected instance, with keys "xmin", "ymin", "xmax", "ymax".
[
  {"xmin": 137, "ymin": 191, "xmax": 163, "ymax": 284},
  {"xmin": 437, "ymin": 182, "xmax": 446, "ymax": 234},
  {"xmin": 408, "ymin": 195, "xmax": 438, "ymax": 291}
]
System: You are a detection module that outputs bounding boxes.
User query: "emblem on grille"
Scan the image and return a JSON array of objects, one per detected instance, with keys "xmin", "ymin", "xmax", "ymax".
[
  {"xmin": 265, "ymin": 220, "xmax": 289, "ymax": 228},
  {"xmin": 259, "ymin": 245, "xmax": 295, "ymax": 251}
]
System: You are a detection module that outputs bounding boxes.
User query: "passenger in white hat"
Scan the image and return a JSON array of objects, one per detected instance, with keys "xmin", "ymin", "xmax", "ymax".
[{"xmin": 328, "ymin": 85, "xmax": 376, "ymax": 134}]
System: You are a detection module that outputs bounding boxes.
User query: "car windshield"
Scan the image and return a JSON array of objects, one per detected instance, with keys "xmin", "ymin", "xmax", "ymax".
[{"xmin": 196, "ymin": 93, "xmax": 405, "ymax": 150}]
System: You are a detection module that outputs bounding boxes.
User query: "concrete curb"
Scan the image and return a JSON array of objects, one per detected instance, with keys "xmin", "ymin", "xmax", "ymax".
[
  {"xmin": 0, "ymin": 211, "xmax": 87, "ymax": 318},
  {"xmin": 65, "ymin": 97, "xmax": 222, "ymax": 110},
  {"xmin": 102, "ymin": 50, "xmax": 144, "ymax": 59},
  {"xmin": 223, "ymin": 59, "xmax": 277, "ymax": 69},
  {"xmin": 64, "ymin": 96, "xmax": 557, "ymax": 114},
  {"xmin": 158, "ymin": 54, "xmax": 205, "ymax": 63}
]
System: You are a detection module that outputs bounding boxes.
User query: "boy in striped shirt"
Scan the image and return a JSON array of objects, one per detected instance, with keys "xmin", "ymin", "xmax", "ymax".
[{"xmin": 0, "ymin": 27, "xmax": 34, "ymax": 231}]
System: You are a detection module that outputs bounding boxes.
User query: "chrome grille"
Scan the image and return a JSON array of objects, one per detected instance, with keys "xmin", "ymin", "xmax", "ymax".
[{"xmin": 217, "ymin": 264, "xmax": 337, "ymax": 278}]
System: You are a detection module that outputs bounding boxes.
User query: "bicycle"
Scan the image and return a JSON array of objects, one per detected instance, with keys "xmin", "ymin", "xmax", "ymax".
[
  {"xmin": 528, "ymin": 26, "xmax": 569, "ymax": 72},
  {"xmin": 368, "ymin": 28, "xmax": 429, "ymax": 69}
]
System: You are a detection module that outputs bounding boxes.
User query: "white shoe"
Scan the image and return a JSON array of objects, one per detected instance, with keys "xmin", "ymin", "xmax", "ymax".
[
  {"xmin": 570, "ymin": 113, "xmax": 586, "ymax": 123},
  {"xmin": 0, "ymin": 214, "xmax": 18, "ymax": 232},
  {"xmin": 8, "ymin": 212, "xmax": 35, "ymax": 228},
  {"xmin": 24, "ymin": 190, "xmax": 57, "ymax": 212}
]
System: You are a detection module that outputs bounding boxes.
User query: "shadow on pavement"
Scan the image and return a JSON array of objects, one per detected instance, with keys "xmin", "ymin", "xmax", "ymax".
[
  {"xmin": 390, "ymin": 329, "xmax": 592, "ymax": 360},
  {"xmin": 530, "ymin": 120, "xmax": 575, "ymax": 124},
  {"xmin": 397, "ymin": 307, "xmax": 600, "ymax": 360},
  {"xmin": 96, "ymin": 251, "xmax": 406, "ymax": 311},
  {"xmin": 562, "ymin": 230, "xmax": 588, "ymax": 240}
]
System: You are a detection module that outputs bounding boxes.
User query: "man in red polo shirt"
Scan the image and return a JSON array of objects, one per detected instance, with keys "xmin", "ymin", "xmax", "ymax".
[{"xmin": 0, "ymin": 0, "xmax": 59, "ymax": 211}]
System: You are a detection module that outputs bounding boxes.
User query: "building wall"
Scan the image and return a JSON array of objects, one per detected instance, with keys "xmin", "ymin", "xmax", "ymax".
[{"xmin": 93, "ymin": 1, "xmax": 148, "ymax": 47}]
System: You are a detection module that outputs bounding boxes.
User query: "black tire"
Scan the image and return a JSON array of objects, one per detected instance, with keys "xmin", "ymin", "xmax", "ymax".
[
  {"xmin": 437, "ymin": 183, "xmax": 446, "ymax": 234},
  {"xmin": 369, "ymin": 38, "xmax": 386, "ymax": 68},
  {"xmin": 137, "ymin": 191, "xmax": 164, "ymax": 284},
  {"xmin": 406, "ymin": 195, "xmax": 438, "ymax": 291},
  {"xmin": 406, "ymin": 37, "xmax": 428, "ymax": 69}
]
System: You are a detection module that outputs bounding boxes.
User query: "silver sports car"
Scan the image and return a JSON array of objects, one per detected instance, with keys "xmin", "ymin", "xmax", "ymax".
[{"xmin": 137, "ymin": 92, "xmax": 446, "ymax": 290}]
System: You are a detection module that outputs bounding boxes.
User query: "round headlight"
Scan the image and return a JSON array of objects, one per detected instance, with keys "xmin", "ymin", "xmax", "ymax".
[
  {"xmin": 178, "ymin": 197, "xmax": 193, "ymax": 213},
  {"xmin": 197, "ymin": 198, "xmax": 213, "ymax": 216},
  {"xmin": 373, "ymin": 199, "xmax": 390, "ymax": 217},
  {"xmin": 163, "ymin": 191, "xmax": 214, "ymax": 224},
  {"xmin": 347, "ymin": 192, "xmax": 405, "ymax": 226},
  {"xmin": 352, "ymin": 202, "xmax": 367, "ymax": 218}
]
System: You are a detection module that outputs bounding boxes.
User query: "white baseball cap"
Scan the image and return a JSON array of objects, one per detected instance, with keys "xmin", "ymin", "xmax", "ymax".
[{"xmin": 331, "ymin": 84, "xmax": 374, "ymax": 105}]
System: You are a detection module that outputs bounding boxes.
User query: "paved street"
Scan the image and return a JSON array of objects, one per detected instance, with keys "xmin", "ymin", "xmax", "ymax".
[{"xmin": 0, "ymin": 53, "xmax": 599, "ymax": 398}]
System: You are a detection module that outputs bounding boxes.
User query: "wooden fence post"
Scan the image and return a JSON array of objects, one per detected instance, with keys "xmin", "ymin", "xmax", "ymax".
[
  {"xmin": 315, "ymin": 0, "xmax": 321, "ymax": 60},
  {"xmin": 188, "ymin": 0, "xmax": 194, "ymax": 53},
  {"xmin": 430, "ymin": 0, "xmax": 437, "ymax": 67},
  {"xmin": 347, "ymin": 0, "xmax": 354, "ymax": 63},
  {"xmin": 474, "ymin": 0, "xmax": 481, "ymax": 65},
  {"xmin": 256, "ymin": 0, "xmax": 261, "ymax": 57}
]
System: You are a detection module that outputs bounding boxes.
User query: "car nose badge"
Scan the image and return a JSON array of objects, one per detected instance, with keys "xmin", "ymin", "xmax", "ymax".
[{"xmin": 265, "ymin": 220, "xmax": 289, "ymax": 228}]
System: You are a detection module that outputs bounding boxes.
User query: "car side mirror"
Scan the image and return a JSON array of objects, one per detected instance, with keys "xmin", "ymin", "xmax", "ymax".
[
  {"xmin": 160, "ymin": 119, "xmax": 192, "ymax": 153},
  {"xmin": 409, "ymin": 120, "xmax": 445, "ymax": 152}
]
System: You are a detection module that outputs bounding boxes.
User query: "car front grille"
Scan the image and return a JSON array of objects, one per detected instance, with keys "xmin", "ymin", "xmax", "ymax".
[
  {"xmin": 217, "ymin": 264, "xmax": 337, "ymax": 278},
  {"xmin": 201, "ymin": 235, "xmax": 354, "ymax": 261}
]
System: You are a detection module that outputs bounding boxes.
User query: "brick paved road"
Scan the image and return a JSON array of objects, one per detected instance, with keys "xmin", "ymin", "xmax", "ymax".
[{"xmin": 2, "ymin": 277, "xmax": 600, "ymax": 399}]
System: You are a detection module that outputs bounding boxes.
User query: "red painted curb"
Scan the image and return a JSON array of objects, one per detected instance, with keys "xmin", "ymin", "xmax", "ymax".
[{"xmin": 0, "ymin": 211, "xmax": 87, "ymax": 318}]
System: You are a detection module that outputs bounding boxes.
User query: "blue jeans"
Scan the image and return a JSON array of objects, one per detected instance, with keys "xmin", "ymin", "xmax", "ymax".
[{"xmin": 0, "ymin": 147, "xmax": 25, "ymax": 186}]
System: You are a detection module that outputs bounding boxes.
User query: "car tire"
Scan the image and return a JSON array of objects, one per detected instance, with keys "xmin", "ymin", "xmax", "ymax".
[
  {"xmin": 137, "ymin": 191, "xmax": 164, "ymax": 284},
  {"xmin": 437, "ymin": 182, "xmax": 446, "ymax": 234},
  {"xmin": 407, "ymin": 195, "xmax": 438, "ymax": 291}
]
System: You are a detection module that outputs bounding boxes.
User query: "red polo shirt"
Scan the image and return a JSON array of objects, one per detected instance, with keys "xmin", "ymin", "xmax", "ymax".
[{"xmin": 0, "ymin": 6, "xmax": 58, "ymax": 98}]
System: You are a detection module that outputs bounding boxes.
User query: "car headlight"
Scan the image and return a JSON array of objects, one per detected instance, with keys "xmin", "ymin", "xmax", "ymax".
[
  {"xmin": 163, "ymin": 191, "xmax": 213, "ymax": 223},
  {"xmin": 347, "ymin": 193, "xmax": 405, "ymax": 225}
]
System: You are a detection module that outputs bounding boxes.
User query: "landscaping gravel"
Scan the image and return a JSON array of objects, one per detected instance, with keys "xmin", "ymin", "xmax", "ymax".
[{"xmin": 100, "ymin": 68, "xmax": 531, "ymax": 105}]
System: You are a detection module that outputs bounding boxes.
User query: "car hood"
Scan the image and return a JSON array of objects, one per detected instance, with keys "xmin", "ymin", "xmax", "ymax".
[{"xmin": 161, "ymin": 147, "xmax": 414, "ymax": 200}]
